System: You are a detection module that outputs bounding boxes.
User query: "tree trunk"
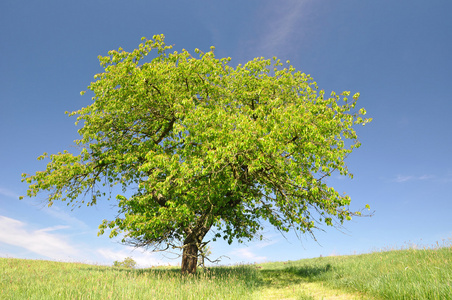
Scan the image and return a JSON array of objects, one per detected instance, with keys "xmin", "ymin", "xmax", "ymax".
[
  {"xmin": 181, "ymin": 212, "xmax": 213, "ymax": 274},
  {"xmin": 181, "ymin": 241, "xmax": 199, "ymax": 274},
  {"xmin": 181, "ymin": 223, "xmax": 212, "ymax": 274}
]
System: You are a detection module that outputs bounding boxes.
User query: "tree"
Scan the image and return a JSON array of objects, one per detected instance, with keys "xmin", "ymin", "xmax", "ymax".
[
  {"xmin": 21, "ymin": 34, "xmax": 371, "ymax": 274},
  {"xmin": 113, "ymin": 257, "xmax": 137, "ymax": 269}
]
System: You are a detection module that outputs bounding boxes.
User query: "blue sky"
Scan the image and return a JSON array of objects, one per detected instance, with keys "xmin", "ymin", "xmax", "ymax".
[{"xmin": 1, "ymin": 0, "xmax": 451, "ymax": 268}]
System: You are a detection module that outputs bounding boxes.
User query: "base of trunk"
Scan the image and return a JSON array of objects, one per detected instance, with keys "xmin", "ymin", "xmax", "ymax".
[{"xmin": 181, "ymin": 243, "xmax": 198, "ymax": 274}]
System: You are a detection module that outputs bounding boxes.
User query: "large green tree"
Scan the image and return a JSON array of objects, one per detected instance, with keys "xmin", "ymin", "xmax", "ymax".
[{"xmin": 22, "ymin": 35, "xmax": 371, "ymax": 274}]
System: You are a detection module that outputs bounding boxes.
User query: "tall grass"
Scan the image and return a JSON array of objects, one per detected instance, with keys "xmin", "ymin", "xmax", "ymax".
[
  {"xmin": 0, "ymin": 259, "xmax": 260, "ymax": 299},
  {"xmin": 2, "ymin": 241, "xmax": 451, "ymax": 299},
  {"xmin": 263, "ymin": 241, "xmax": 452, "ymax": 299}
]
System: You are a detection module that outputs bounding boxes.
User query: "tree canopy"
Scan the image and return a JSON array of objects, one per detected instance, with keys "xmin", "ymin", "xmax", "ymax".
[{"xmin": 21, "ymin": 34, "xmax": 371, "ymax": 274}]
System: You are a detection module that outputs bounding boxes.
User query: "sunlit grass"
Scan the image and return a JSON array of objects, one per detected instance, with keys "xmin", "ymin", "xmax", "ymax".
[
  {"xmin": 1, "ymin": 239, "xmax": 451, "ymax": 299},
  {"xmin": 0, "ymin": 259, "xmax": 260, "ymax": 299},
  {"xmin": 257, "ymin": 239, "xmax": 452, "ymax": 299}
]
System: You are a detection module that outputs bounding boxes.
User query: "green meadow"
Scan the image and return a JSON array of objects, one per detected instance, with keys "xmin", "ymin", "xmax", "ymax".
[{"xmin": 2, "ymin": 243, "xmax": 451, "ymax": 299}]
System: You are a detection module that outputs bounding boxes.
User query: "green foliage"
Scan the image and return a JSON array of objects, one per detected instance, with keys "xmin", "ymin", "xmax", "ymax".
[
  {"xmin": 21, "ymin": 34, "xmax": 371, "ymax": 261},
  {"xmin": 113, "ymin": 257, "xmax": 136, "ymax": 269}
]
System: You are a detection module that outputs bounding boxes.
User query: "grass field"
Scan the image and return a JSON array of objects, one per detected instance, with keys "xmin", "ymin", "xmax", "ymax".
[{"xmin": 1, "ymin": 242, "xmax": 451, "ymax": 299}]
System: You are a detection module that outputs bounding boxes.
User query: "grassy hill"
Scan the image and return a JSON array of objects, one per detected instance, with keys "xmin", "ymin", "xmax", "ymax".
[{"xmin": 1, "ymin": 244, "xmax": 451, "ymax": 299}]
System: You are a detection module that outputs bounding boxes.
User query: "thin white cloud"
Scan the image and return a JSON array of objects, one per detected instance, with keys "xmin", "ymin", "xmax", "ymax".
[
  {"xmin": 255, "ymin": 237, "xmax": 280, "ymax": 249},
  {"xmin": 0, "ymin": 214, "xmax": 172, "ymax": 267},
  {"xmin": 418, "ymin": 175, "xmax": 434, "ymax": 180},
  {"xmin": 251, "ymin": 1, "xmax": 309, "ymax": 58},
  {"xmin": 229, "ymin": 247, "xmax": 267, "ymax": 263},
  {"xmin": 0, "ymin": 187, "xmax": 20, "ymax": 199},
  {"xmin": 9, "ymin": 192, "xmax": 90, "ymax": 230},
  {"xmin": 97, "ymin": 247, "xmax": 169, "ymax": 268},
  {"xmin": 227, "ymin": 235, "xmax": 280, "ymax": 263},
  {"xmin": 0, "ymin": 215, "xmax": 81, "ymax": 261},
  {"xmin": 44, "ymin": 206, "xmax": 89, "ymax": 230},
  {"xmin": 394, "ymin": 175, "xmax": 415, "ymax": 183},
  {"xmin": 35, "ymin": 225, "xmax": 71, "ymax": 233},
  {"xmin": 393, "ymin": 174, "xmax": 434, "ymax": 183}
]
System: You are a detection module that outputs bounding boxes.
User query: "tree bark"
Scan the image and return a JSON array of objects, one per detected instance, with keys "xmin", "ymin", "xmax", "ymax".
[
  {"xmin": 181, "ymin": 220, "xmax": 212, "ymax": 274},
  {"xmin": 181, "ymin": 241, "xmax": 199, "ymax": 274}
]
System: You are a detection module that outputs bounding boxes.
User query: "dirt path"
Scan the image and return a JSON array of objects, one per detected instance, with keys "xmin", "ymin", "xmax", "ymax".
[{"xmin": 255, "ymin": 281, "xmax": 375, "ymax": 300}]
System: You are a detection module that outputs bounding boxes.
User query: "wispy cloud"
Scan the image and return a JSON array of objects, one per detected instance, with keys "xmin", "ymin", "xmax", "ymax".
[
  {"xmin": 97, "ymin": 247, "xmax": 168, "ymax": 268},
  {"xmin": 44, "ymin": 206, "xmax": 89, "ymax": 230},
  {"xmin": 255, "ymin": 237, "xmax": 280, "ymax": 249},
  {"xmin": 0, "ymin": 215, "xmax": 80, "ymax": 261},
  {"xmin": 35, "ymin": 225, "xmax": 71, "ymax": 233},
  {"xmin": 0, "ymin": 187, "xmax": 20, "ymax": 199},
  {"xmin": 0, "ymin": 214, "xmax": 171, "ymax": 267},
  {"xmin": 394, "ymin": 175, "xmax": 414, "ymax": 183},
  {"xmin": 229, "ymin": 247, "xmax": 267, "ymax": 263},
  {"xmin": 228, "ymin": 237, "xmax": 279, "ymax": 263},
  {"xmin": 4, "ymin": 188, "xmax": 90, "ymax": 230},
  {"xmin": 249, "ymin": 0, "xmax": 309, "ymax": 58},
  {"xmin": 393, "ymin": 174, "xmax": 435, "ymax": 183}
]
